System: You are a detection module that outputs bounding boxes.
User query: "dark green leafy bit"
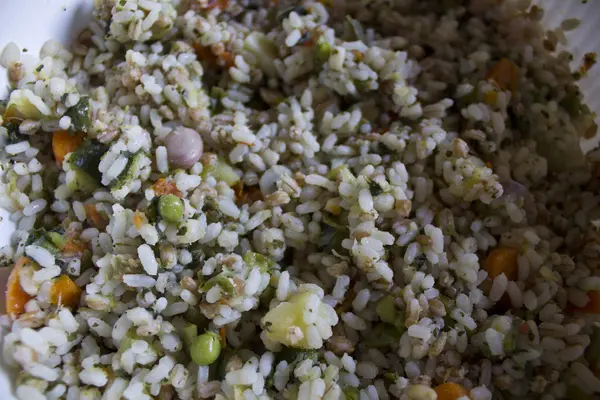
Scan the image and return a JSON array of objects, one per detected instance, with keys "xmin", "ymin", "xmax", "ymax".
[
  {"xmin": 369, "ymin": 180, "xmax": 383, "ymax": 196},
  {"xmin": 2, "ymin": 120, "xmax": 27, "ymax": 145},
  {"xmin": 64, "ymin": 97, "xmax": 91, "ymax": 133},
  {"xmin": 243, "ymin": 251, "xmax": 275, "ymax": 273},
  {"xmin": 68, "ymin": 139, "xmax": 109, "ymax": 184}
]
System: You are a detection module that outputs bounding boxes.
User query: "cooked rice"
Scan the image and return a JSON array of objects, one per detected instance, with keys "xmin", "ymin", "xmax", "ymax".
[{"xmin": 1, "ymin": 0, "xmax": 600, "ymax": 399}]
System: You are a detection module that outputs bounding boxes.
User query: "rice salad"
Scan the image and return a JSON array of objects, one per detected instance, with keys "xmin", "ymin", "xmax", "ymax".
[{"xmin": 1, "ymin": 0, "xmax": 600, "ymax": 399}]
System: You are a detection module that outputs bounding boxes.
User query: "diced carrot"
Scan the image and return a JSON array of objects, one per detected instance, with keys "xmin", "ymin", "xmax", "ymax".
[
  {"xmin": 434, "ymin": 382, "xmax": 469, "ymax": 400},
  {"xmin": 204, "ymin": 0, "xmax": 229, "ymax": 10},
  {"xmin": 84, "ymin": 203, "xmax": 108, "ymax": 230},
  {"xmin": 193, "ymin": 43, "xmax": 234, "ymax": 69},
  {"xmin": 194, "ymin": 43, "xmax": 220, "ymax": 68},
  {"xmin": 571, "ymin": 290, "xmax": 600, "ymax": 314},
  {"xmin": 63, "ymin": 238, "xmax": 87, "ymax": 256},
  {"xmin": 152, "ymin": 178, "xmax": 183, "ymax": 198},
  {"xmin": 50, "ymin": 275, "xmax": 82, "ymax": 308},
  {"xmin": 486, "ymin": 58, "xmax": 520, "ymax": 93},
  {"xmin": 5, "ymin": 257, "xmax": 34, "ymax": 318},
  {"xmin": 133, "ymin": 211, "xmax": 145, "ymax": 229},
  {"xmin": 219, "ymin": 327, "xmax": 227, "ymax": 347},
  {"xmin": 233, "ymin": 181, "xmax": 263, "ymax": 205},
  {"xmin": 52, "ymin": 130, "xmax": 85, "ymax": 166},
  {"xmin": 484, "ymin": 247, "xmax": 519, "ymax": 281}
]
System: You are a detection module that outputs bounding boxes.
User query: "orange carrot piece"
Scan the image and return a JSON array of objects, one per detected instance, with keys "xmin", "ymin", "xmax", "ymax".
[
  {"xmin": 63, "ymin": 238, "xmax": 87, "ymax": 256},
  {"xmin": 219, "ymin": 327, "xmax": 227, "ymax": 347},
  {"xmin": 152, "ymin": 178, "xmax": 183, "ymax": 198},
  {"xmin": 6, "ymin": 257, "xmax": 34, "ymax": 318},
  {"xmin": 52, "ymin": 130, "xmax": 85, "ymax": 166},
  {"xmin": 571, "ymin": 290, "xmax": 600, "ymax": 314},
  {"xmin": 133, "ymin": 211, "xmax": 145, "ymax": 229},
  {"xmin": 434, "ymin": 382, "xmax": 469, "ymax": 400},
  {"xmin": 84, "ymin": 203, "xmax": 108, "ymax": 230},
  {"xmin": 484, "ymin": 247, "xmax": 519, "ymax": 281},
  {"xmin": 487, "ymin": 58, "xmax": 520, "ymax": 93},
  {"xmin": 50, "ymin": 275, "xmax": 82, "ymax": 308}
]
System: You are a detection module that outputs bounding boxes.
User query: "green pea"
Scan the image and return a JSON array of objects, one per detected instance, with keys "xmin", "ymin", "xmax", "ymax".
[
  {"xmin": 190, "ymin": 331, "xmax": 222, "ymax": 366},
  {"xmin": 158, "ymin": 194, "xmax": 184, "ymax": 222},
  {"xmin": 376, "ymin": 295, "xmax": 398, "ymax": 324}
]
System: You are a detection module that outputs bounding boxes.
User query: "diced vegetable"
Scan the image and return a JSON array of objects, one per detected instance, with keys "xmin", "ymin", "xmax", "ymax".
[
  {"xmin": 484, "ymin": 247, "xmax": 519, "ymax": 281},
  {"xmin": 152, "ymin": 178, "xmax": 183, "ymax": 198},
  {"xmin": 182, "ymin": 323, "xmax": 198, "ymax": 349},
  {"xmin": 67, "ymin": 139, "xmax": 109, "ymax": 192},
  {"xmin": 4, "ymin": 88, "xmax": 51, "ymax": 120},
  {"xmin": 5, "ymin": 257, "xmax": 34, "ymax": 318},
  {"xmin": 189, "ymin": 331, "xmax": 222, "ymax": 366},
  {"xmin": 233, "ymin": 182, "xmax": 263, "ymax": 205},
  {"xmin": 243, "ymin": 32, "xmax": 279, "ymax": 77},
  {"xmin": 376, "ymin": 295, "xmax": 398, "ymax": 324},
  {"xmin": 201, "ymin": 272, "xmax": 236, "ymax": 295},
  {"xmin": 243, "ymin": 251, "xmax": 275, "ymax": 273},
  {"xmin": 25, "ymin": 229, "xmax": 61, "ymax": 255},
  {"xmin": 572, "ymin": 290, "xmax": 600, "ymax": 314},
  {"xmin": 2, "ymin": 120, "xmax": 27, "ymax": 145},
  {"xmin": 434, "ymin": 382, "xmax": 468, "ymax": 400},
  {"xmin": 261, "ymin": 291, "xmax": 338, "ymax": 349},
  {"xmin": 343, "ymin": 387, "xmax": 360, "ymax": 400},
  {"xmin": 47, "ymin": 232, "xmax": 67, "ymax": 251},
  {"xmin": 84, "ymin": 203, "xmax": 109, "ymax": 230},
  {"xmin": 50, "ymin": 275, "xmax": 82, "ymax": 308},
  {"xmin": 202, "ymin": 156, "xmax": 240, "ymax": 186},
  {"xmin": 63, "ymin": 238, "xmax": 86, "ymax": 256},
  {"xmin": 63, "ymin": 97, "xmax": 91, "ymax": 133},
  {"xmin": 110, "ymin": 151, "xmax": 143, "ymax": 191},
  {"xmin": 219, "ymin": 327, "xmax": 227, "ymax": 347},
  {"xmin": 52, "ymin": 130, "xmax": 85, "ymax": 166},
  {"xmin": 158, "ymin": 194, "xmax": 184, "ymax": 223},
  {"xmin": 486, "ymin": 58, "xmax": 519, "ymax": 93},
  {"xmin": 133, "ymin": 211, "xmax": 144, "ymax": 229}
]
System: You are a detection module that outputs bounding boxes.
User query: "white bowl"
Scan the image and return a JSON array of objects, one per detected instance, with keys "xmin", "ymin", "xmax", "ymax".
[{"xmin": 0, "ymin": 0, "xmax": 599, "ymax": 398}]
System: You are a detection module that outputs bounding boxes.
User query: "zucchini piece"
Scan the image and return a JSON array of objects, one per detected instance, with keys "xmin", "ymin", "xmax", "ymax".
[
  {"xmin": 25, "ymin": 229, "xmax": 61, "ymax": 255},
  {"xmin": 68, "ymin": 140, "xmax": 109, "ymax": 184},
  {"xmin": 109, "ymin": 151, "xmax": 144, "ymax": 191}
]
